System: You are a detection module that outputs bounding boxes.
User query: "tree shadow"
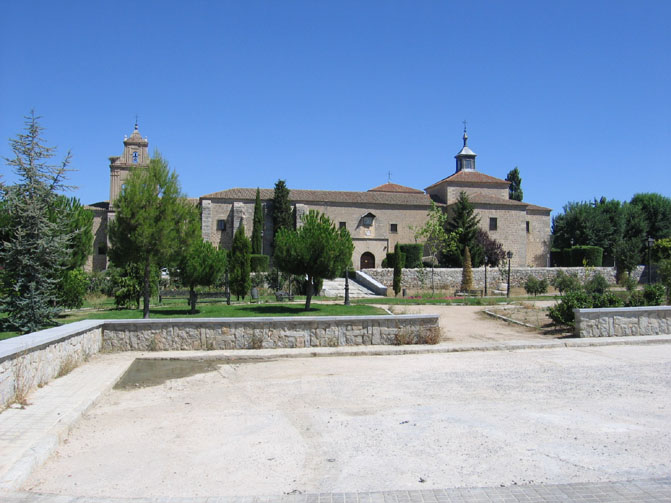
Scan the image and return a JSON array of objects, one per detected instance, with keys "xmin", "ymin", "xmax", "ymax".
[{"xmin": 235, "ymin": 305, "xmax": 312, "ymax": 316}]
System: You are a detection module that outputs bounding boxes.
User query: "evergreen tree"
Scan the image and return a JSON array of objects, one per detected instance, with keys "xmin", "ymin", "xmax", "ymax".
[
  {"xmin": 179, "ymin": 239, "xmax": 227, "ymax": 313},
  {"xmin": 230, "ymin": 223, "xmax": 252, "ymax": 300},
  {"xmin": 393, "ymin": 242, "xmax": 402, "ymax": 297},
  {"xmin": 274, "ymin": 210, "xmax": 354, "ymax": 310},
  {"xmin": 506, "ymin": 167, "xmax": 523, "ymax": 201},
  {"xmin": 251, "ymin": 188, "xmax": 264, "ymax": 254},
  {"xmin": 460, "ymin": 246, "xmax": 473, "ymax": 291},
  {"xmin": 272, "ymin": 180, "xmax": 292, "ymax": 245},
  {"xmin": 0, "ymin": 112, "xmax": 73, "ymax": 333},
  {"xmin": 446, "ymin": 192, "xmax": 481, "ymax": 267},
  {"xmin": 630, "ymin": 193, "xmax": 671, "ymax": 240},
  {"xmin": 108, "ymin": 153, "xmax": 200, "ymax": 318}
]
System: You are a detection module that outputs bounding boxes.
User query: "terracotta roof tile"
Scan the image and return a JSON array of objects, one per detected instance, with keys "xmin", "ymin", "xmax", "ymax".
[
  {"xmin": 368, "ymin": 182, "xmax": 424, "ymax": 194},
  {"xmin": 200, "ymin": 187, "xmax": 432, "ymax": 206},
  {"xmin": 425, "ymin": 170, "xmax": 510, "ymax": 190}
]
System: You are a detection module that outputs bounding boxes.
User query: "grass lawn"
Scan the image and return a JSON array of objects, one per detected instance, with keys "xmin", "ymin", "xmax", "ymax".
[{"xmin": 0, "ymin": 300, "xmax": 387, "ymax": 340}]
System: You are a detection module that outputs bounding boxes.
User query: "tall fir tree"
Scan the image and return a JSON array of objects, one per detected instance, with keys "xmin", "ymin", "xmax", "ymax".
[
  {"xmin": 393, "ymin": 242, "xmax": 403, "ymax": 297},
  {"xmin": 230, "ymin": 223, "xmax": 252, "ymax": 300},
  {"xmin": 505, "ymin": 167, "xmax": 523, "ymax": 201},
  {"xmin": 272, "ymin": 179, "xmax": 292, "ymax": 245},
  {"xmin": 460, "ymin": 246, "xmax": 474, "ymax": 292},
  {"xmin": 251, "ymin": 188, "xmax": 264, "ymax": 254},
  {"xmin": 0, "ymin": 112, "xmax": 74, "ymax": 333},
  {"xmin": 108, "ymin": 153, "xmax": 200, "ymax": 318},
  {"xmin": 446, "ymin": 192, "xmax": 481, "ymax": 267}
]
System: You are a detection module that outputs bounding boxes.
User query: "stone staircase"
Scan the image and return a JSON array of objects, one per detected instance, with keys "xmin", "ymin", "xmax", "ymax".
[{"xmin": 319, "ymin": 278, "xmax": 382, "ymax": 298}]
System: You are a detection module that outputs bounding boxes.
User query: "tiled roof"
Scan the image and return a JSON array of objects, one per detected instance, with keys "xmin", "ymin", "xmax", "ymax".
[
  {"xmin": 201, "ymin": 187, "xmax": 432, "ymax": 206},
  {"xmin": 425, "ymin": 170, "xmax": 509, "ymax": 190},
  {"xmin": 454, "ymin": 193, "xmax": 552, "ymax": 212},
  {"xmin": 368, "ymin": 182, "xmax": 424, "ymax": 194},
  {"xmin": 525, "ymin": 203, "xmax": 552, "ymax": 212}
]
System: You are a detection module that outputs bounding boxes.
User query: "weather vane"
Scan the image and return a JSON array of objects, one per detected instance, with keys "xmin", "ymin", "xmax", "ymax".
[
  {"xmin": 463, "ymin": 119, "xmax": 468, "ymax": 133},
  {"xmin": 388, "ymin": 171, "xmax": 392, "ymax": 183}
]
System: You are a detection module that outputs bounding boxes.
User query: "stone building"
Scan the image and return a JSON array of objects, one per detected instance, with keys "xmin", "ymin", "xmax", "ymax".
[{"xmin": 86, "ymin": 125, "xmax": 551, "ymax": 271}]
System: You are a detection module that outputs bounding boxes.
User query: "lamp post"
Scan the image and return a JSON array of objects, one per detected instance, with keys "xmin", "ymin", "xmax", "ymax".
[
  {"xmin": 344, "ymin": 266, "xmax": 351, "ymax": 306},
  {"xmin": 484, "ymin": 255, "xmax": 488, "ymax": 297},
  {"xmin": 506, "ymin": 251, "xmax": 513, "ymax": 298},
  {"xmin": 647, "ymin": 236, "xmax": 655, "ymax": 284}
]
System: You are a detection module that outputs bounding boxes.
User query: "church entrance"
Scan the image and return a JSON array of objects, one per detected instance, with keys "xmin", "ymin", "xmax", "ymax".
[{"xmin": 360, "ymin": 252, "xmax": 375, "ymax": 269}]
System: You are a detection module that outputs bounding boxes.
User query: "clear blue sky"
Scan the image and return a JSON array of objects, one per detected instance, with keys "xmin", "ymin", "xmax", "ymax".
[{"xmin": 1, "ymin": 1, "xmax": 669, "ymax": 216}]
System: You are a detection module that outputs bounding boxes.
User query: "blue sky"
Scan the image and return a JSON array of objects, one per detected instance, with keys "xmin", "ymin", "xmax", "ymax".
[{"xmin": 1, "ymin": 1, "xmax": 669, "ymax": 216}]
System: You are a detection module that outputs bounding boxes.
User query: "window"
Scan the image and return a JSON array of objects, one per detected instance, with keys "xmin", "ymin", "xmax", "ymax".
[
  {"xmin": 362, "ymin": 213, "xmax": 375, "ymax": 227},
  {"xmin": 463, "ymin": 159, "xmax": 473, "ymax": 170},
  {"xmin": 489, "ymin": 217, "xmax": 498, "ymax": 231},
  {"xmin": 216, "ymin": 219, "xmax": 227, "ymax": 231},
  {"xmin": 390, "ymin": 223, "xmax": 398, "ymax": 233},
  {"xmin": 339, "ymin": 221, "xmax": 347, "ymax": 229},
  {"xmin": 97, "ymin": 244, "xmax": 107, "ymax": 255},
  {"xmin": 526, "ymin": 221, "xmax": 530, "ymax": 233}
]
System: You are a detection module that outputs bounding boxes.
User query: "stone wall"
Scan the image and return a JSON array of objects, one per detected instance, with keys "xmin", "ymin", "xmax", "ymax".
[
  {"xmin": 101, "ymin": 315, "xmax": 440, "ymax": 351},
  {"xmin": 575, "ymin": 306, "xmax": 671, "ymax": 338},
  {"xmin": 0, "ymin": 321, "xmax": 103, "ymax": 409},
  {"xmin": 366, "ymin": 266, "xmax": 647, "ymax": 291}
]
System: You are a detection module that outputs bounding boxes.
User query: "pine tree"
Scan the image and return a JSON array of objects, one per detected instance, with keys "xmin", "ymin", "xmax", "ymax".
[
  {"xmin": 108, "ymin": 153, "xmax": 200, "ymax": 318},
  {"xmin": 393, "ymin": 242, "xmax": 402, "ymax": 297},
  {"xmin": 506, "ymin": 167, "xmax": 523, "ymax": 201},
  {"xmin": 460, "ymin": 246, "xmax": 474, "ymax": 292},
  {"xmin": 251, "ymin": 188, "xmax": 264, "ymax": 254},
  {"xmin": 272, "ymin": 180, "xmax": 292, "ymax": 245},
  {"xmin": 179, "ymin": 239, "xmax": 227, "ymax": 313},
  {"xmin": 446, "ymin": 191, "xmax": 481, "ymax": 266},
  {"xmin": 0, "ymin": 112, "xmax": 73, "ymax": 333},
  {"xmin": 230, "ymin": 223, "xmax": 252, "ymax": 300}
]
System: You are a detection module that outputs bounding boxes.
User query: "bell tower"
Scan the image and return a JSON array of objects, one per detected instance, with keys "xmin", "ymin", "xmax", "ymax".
[
  {"xmin": 108, "ymin": 122, "xmax": 150, "ymax": 208},
  {"xmin": 455, "ymin": 123, "xmax": 477, "ymax": 173}
]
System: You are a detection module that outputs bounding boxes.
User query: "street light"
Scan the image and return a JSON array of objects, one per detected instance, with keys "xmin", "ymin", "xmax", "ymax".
[
  {"xmin": 647, "ymin": 236, "xmax": 655, "ymax": 284},
  {"xmin": 344, "ymin": 265, "xmax": 351, "ymax": 306},
  {"xmin": 506, "ymin": 251, "xmax": 513, "ymax": 298},
  {"xmin": 484, "ymin": 255, "xmax": 488, "ymax": 297}
]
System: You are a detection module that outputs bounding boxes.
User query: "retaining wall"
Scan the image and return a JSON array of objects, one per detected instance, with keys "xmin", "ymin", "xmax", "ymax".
[
  {"xmin": 574, "ymin": 306, "xmax": 671, "ymax": 338},
  {"xmin": 0, "ymin": 315, "xmax": 439, "ymax": 409},
  {"xmin": 366, "ymin": 266, "xmax": 646, "ymax": 291}
]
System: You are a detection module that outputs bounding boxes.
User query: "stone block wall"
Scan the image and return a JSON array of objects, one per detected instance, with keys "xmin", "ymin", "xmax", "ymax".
[
  {"xmin": 575, "ymin": 306, "xmax": 671, "ymax": 338},
  {"xmin": 366, "ymin": 266, "xmax": 647, "ymax": 291},
  {"xmin": 0, "ymin": 321, "xmax": 103, "ymax": 409},
  {"xmin": 101, "ymin": 315, "xmax": 440, "ymax": 351}
]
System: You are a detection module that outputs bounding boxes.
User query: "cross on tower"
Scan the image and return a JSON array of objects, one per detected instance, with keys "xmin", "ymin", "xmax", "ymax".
[{"xmin": 462, "ymin": 119, "xmax": 468, "ymax": 133}]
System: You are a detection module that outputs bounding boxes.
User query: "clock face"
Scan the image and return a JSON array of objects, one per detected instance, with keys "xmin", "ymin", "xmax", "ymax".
[{"xmin": 132, "ymin": 151, "xmax": 139, "ymax": 164}]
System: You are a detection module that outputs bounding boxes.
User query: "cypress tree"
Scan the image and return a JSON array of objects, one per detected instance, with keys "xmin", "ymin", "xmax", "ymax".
[
  {"xmin": 460, "ymin": 246, "xmax": 474, "ymax": 292},
  {"xmin": 272, "ymin": 180, "xmax": 292, "ymax": 244},
  {"xmin": 506, "ymin": 167, "xmax": 523, "ymax": 201},
  {"xmin": 230, "ymin": 223, "xmax": 252, "ymax": 300},
  {"xmin": 251, "ymin": 188, "xmax": 263, "ymax": 254},
  {"xmin": 393, "ymin": 242, "xmax": 402, "ymax": 297}
]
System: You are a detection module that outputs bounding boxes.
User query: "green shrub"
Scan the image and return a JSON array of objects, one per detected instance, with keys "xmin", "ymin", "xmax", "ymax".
[
  {"xmin": 548, "ymin": 290, "xmax": 592, "ymax": 326},
  {"xmin": 570, "ymin": 246, "xmax": 603, "ymax": 267},
  {"xmin": 619, "ymin": 274, "xmax": 638, "ymax": 292},
  {"xmin": 584, "ymin": 273, "xmax": 609, "ymax": 294},
  {"xmin": 399, "ymin": 244, "xmax": 423, "ymax": 268},
  {"xmin": 551, "ymin": 270, "xmax": 581, "ymax": 294},
  {"xmin": 626, "ymin": 290, "xmax": 646, "ymax": 307},
  {"xmin": 250, "ymin": 254, "xmax": 269, "ymax": 272},
  {"xmin": 86, "ymin": 270, "xmax": 111, "ymax": 294},
  {"xmin": 384, "ymin": 251, "xmax": 405, "ymax": 269},
  {"xmin": 58, "ymin": 268, "xmax": 88, "ymax": 309},
  {"xmin": 524, "ymin": 276, "xmax": 548, "ymax": 296},
  {"xmin": 643, "ymin": 283, "xmax": 665, "ymax": 306},
  {"xmin": 591, "ymin": 291, "xmax": 623, "ymax": 309},
  {"xmin": 550, "ymin": 248, "xmax": 564, "ymax": 267}
]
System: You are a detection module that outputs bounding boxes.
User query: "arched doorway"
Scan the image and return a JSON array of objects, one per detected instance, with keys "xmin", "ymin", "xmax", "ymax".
[{"xmin": 360, "ymin": 252, "xmax": 375, "ymax": 269}]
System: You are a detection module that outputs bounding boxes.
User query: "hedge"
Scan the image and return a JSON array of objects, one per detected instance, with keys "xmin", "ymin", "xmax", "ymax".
[
  {"xmin": 550, "ymin": 248, "xmax": 563, "ymax": 267},
  {"xmin": 382, "ymin": 251, "xmax": 405, "ymax": 269},
  {"xmin": 250, "ymin": 254, "xmax": 269, "ymax": 272},
  {"xmin": 399, "ymin": 244, "xmax": 423, "ymax": 269},
  {"xmin": 569, "ymin": 246, "xmax": 603, "ymax": 267}
]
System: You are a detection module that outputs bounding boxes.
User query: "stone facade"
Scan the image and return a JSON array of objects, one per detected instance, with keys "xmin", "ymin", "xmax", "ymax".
[
  {"xmin": 575, "ymin": 306, "xmax": 671, "ymax": 338},
  {"xmin": 85, "ymin": 126, "xmax": 552, "ymax": 272}
]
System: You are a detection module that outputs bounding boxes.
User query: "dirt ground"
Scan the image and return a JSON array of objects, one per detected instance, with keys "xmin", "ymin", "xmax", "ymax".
[
  {"xmin": 386, "ymin": 301, "xmax": 567, "ymax": 344},
  {"xmin": 23, "ymin": 345, "xmax": 671, "ymax": 497}
]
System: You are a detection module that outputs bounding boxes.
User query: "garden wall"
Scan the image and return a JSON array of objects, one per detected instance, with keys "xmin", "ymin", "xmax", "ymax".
[
  {"xmin": 366, "ymin": 266, "xmax": 647, "ymax": 291},
  {"xmin": 574, "ymin": 306, "xmax": 671, "ymax": 338},
  {"xmin": 0, "ymin": 315, "xmax": 439, "ymax": 409}
]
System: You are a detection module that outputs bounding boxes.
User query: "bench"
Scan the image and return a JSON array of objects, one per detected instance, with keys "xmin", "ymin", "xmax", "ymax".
[
  {"xmin": 275, "ymin": 291, "xmax": 294, "ymax": 302},
  {"xmin": 455, "ymin": 289, "xmax": 483, "ymax": 298}
]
